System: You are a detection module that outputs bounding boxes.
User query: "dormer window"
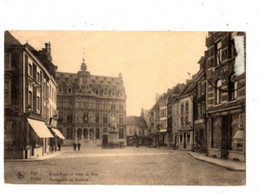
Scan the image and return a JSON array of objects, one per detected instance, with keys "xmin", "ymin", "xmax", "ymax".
[{"xmin": 59, "ymin": 86, "xmax": 63, "ymax": 93}]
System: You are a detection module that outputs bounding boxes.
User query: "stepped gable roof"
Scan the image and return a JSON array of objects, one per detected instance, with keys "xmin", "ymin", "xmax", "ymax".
[{"xmin": 4, "ymin": 31, "xmax": 21, "ymax": 45}]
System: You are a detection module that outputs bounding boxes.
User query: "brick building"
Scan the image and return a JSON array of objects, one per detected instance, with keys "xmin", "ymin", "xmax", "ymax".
[
  {"xmin": 205, "ymin": 32, "xmax": 246, "ymax": 161},
  {"xmin": 193, "ymin": 53, "xmax": 207, "ymax": 153},
  {"xmin": 4, "ymin": 31, "xmax": 58, "ymax": 159},
  {"xmin": 56, "ymin": 59, "xmax": 127, "ymax": 147}
]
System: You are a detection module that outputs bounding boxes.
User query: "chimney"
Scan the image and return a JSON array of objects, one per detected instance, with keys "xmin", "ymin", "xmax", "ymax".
[{"xmin": 44, "ymin": 42, "xmax": 52, "ymax": 62}]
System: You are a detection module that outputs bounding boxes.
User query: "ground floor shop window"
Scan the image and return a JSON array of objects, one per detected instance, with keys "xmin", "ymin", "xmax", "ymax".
[
  {"xmin": 211, "ymin": 117, "xmax": 222, "ymax": 149},
  {"xmin": 231, "ymin": 114, "xmax": 244, "ymax": 151}
]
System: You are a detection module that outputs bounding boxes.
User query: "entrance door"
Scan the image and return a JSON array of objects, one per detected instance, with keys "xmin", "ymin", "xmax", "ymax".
[
  {"xmin": 184, "ymin": 133, "xmax": 187, "ymax": 149},
  {"xmin": 89, "ymin": 129, "xmax": 94, "ymax": 140},
  {"xmin": 221, "ymin": 116, "xmax": 231, "ymax": 159},
  {"xmin": 102, "ymin": 134, "xmax": 108, "ymax": 148}
]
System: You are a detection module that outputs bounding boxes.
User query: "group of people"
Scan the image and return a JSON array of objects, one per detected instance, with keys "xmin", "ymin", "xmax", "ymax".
[{"xmin": 73, "ymin": 140, "xmax": 81, "ymax": 151}]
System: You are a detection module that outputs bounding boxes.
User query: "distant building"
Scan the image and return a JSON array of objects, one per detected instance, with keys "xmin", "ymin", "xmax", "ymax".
[
  {"xmin": 172, "ymin": 80, "xmax": 195, "ymax": 150},
  {"xmin": 148, "ymin": 84, "xmax": 185, "ymax": 148},
  {"xmin": 126, "ymin": 116, "xmax": 148, "ymax": 146},
  {"xmin": 4, "ymin": 31, "xmax": 58, "ymax": 159},
  {"xmin": 56, "ymin": 59, "xmax": 127, "ymax": 147},
  {"xmin": 205, "ymin": 32, "xmax": 246, "ymax": 161}
]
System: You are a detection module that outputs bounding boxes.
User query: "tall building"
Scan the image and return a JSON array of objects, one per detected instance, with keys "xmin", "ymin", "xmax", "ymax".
[
  {"xmin": 56, "ymin": 59, "xmax": 127, "ymax": 147},
  {"xmin": 4, "ymin": 31, "xmax": 58, "ymax": 159},
  {"xmin": 205, "ymin": 32, "xmax": 246, "ymax": 161}
]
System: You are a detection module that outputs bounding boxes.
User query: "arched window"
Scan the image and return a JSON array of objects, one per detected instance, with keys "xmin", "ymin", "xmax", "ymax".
[
  {"xmin": 228, "ymin": 73, "xmax": 238, "ymax": 101},
  {"xmin": 215, "ymin": 79, "xmax": 222, "ymax": 104},
  {"xmin": 68, "ymin": 87, "xmax": 72, "ymax": 93}
]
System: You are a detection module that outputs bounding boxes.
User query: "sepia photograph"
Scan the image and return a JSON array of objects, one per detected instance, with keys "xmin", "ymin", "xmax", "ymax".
[{"xmin": 4, "ymin": 30, "xmax": 246, "ymax": 185}]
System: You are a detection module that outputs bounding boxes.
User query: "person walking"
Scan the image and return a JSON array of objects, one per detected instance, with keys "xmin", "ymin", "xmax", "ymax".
[
  {"xmin": 73, "ymin": 139, "xmax": 77, "ymax": 151},
  {"xmin": 78, "ymin": 141, "xmax": 81, "ymax": 151}
]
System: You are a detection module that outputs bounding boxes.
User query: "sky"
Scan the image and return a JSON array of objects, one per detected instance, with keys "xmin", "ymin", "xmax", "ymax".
[{"xmin": 10, "ymin": 31, "xmax": 207, "ymax": 116}]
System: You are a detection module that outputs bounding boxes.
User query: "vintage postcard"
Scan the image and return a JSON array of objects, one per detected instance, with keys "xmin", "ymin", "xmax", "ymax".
[{"xmin": 4, "ymin": 30, "xmax": 246, "ymax": 185}]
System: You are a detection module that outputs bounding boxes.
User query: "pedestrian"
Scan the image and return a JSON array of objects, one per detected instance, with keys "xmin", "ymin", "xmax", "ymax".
[
  {"xmin": 78, "ymin": 142, "xmax": 81, "ymax": 151},
  {"xmin": 73, "ymin": 143, "xmax": 77, "ymax": 151},
  {"xmin": 58, "ymin": 143, "xmax": 61, "ymax": 151}
]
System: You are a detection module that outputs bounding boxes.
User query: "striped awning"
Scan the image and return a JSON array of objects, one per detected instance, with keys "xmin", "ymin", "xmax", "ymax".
[
  {"xmin": 52, "ymin": 128, "xmax": 65, "ymax": 140},
  {"xmin": 27, "ymin": 118, "xmax": 54, "ymax": 138}
]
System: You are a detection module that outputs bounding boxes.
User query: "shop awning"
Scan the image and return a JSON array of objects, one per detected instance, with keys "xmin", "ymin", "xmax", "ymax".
[
  {"xmin": 27, "ymin": 118, "xmax": 54, "ymax": 138},
  {"xmin": 52, "ymin": 128, "xmax": 65, "ymax": 139},
  {"xmin": 160, "ymin": 129, "xmax": 167, "ymax": 133}
]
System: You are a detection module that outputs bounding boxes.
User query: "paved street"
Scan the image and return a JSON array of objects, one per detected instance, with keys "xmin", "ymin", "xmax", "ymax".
[{"xmin": 4, "ymin": 146, "xmax": 245, "ymax": 185}]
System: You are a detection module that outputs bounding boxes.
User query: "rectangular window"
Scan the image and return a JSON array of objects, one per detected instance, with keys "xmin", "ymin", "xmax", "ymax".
[
  {"xmin": 103, "ymin": 114, "xmax": 108, "ymax": 123},
  {"xmin": 215, "ymin": 41, "xmax": 222, "ymax": 66},
  {"xmin": 215, "ymin": 79, "xmax": 222, "ymax": 104},
  {"xmin": 28, "ymin": 91, "xmax": 33, "ymax": 108},
  {"xmin": 36, "ymin": 72, "xmax": 40, "ymax": 83},
  {"xmin": 103, "ymin": 128, "xmax": 107, "ymax": 133},
  {"xmin": 67, "ymin": 114, "xmax": 73, "ymax": 123},
  {"xmin": 59, "ymin": 112, "xmax": 63, "ymax": 122},
  {"xmin": 181, "ymin": 117, "xmax": 184, "ymax": 127},
  {"xmin": 28, "ymin": 58, "xmax": 33, "ymax": 77},
  {"xmin": 111, "ymin": 104, "xmax": 116, "ymax": 110},
  {"xmin": 95, "ymin": 113, "xmax": 99, "ymax": 124},
  {"xmin": 4, "ymin": 80, "xmax": 11, "ymax": 105},
  {"xmin": 230, "ymin": 38, "xmax": 237, "ymax": 58},
  {"xmin": 4, "ymin": 52, "xmax": 11, "ymax": 70},
  {"xmin": 185, "ymin": 102, "xmax": 189, "ymax": 112},
  {"xmin": 36, "ymin": 96, "xmax": 40, "ymax": 111}
]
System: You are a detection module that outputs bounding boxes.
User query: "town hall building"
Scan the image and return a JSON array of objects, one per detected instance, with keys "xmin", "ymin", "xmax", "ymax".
[{"xmin": 56, "ymin": 59, "xmax": 127, "ymax": 147}]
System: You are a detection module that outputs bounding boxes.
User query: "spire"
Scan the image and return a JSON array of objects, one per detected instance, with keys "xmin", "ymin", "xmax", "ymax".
[{"xmin": 81, "ymin": 48, "xmax": 87, "ymax": 71}]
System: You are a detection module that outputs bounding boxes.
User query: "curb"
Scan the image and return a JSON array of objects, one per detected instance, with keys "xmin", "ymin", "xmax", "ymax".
[
  {"xmin": 188, "ymin": 152, "xmax": 245, "ymax": 171},
  {"xmin": 4, "ymin": 152, "xmax": 62, "ymax": 162}
]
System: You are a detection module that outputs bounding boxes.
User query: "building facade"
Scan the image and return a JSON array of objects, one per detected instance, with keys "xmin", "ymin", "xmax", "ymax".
[
  {"xmin": 205, "ymin": 32, "xmax": 246, "ymax": 161},
  {"xmin": 56, "ymin": 59, "xmax": 127, "ymax": 147},
  {"xmin": 193, "ymin": 54, "xmax": 207, "ymax": 153},
  {"xmin": 171, "ymin": 80, "xmax": 195, "ymax": 150},
  {"xmin": 126, "ymin": 116, "xmax": 148, "ymax": 146},
  {"xmin": 4, "ymin": 31, "xmax": 58, "ymax": 159}
]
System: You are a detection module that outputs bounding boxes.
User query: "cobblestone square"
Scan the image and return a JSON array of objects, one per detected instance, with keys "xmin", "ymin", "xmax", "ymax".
[{"xmin": 4, "ymin": 146, "xmax": 245, "ymax": 185}]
